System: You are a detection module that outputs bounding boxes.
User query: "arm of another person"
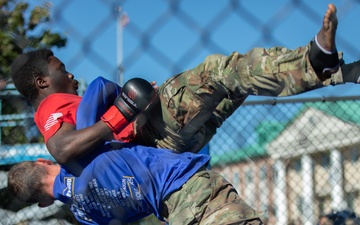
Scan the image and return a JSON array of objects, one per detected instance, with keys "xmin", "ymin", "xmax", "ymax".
[
  {"xmin": 46, "ymin": 121, "xmax": 113, "ymax": 164},
  {"xmin": 45, "ymin": 77, "xmax": 157, "ymax": 164},
  {"xmin": 40, "ymin": 77, "xmax": 119, "ymax": 164}
]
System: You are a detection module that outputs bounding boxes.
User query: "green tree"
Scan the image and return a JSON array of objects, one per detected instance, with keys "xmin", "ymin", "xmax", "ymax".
[
  {"xmin": 0, "ymin": 0, "xmax": 67, "ymax": 80},
  {"xmin": 0, "ymin": 2, "xmax": 72, "ymax": 224},
  {"xmin": 0, "ymin": 0, "xmax": 66, "ymax": 144}
]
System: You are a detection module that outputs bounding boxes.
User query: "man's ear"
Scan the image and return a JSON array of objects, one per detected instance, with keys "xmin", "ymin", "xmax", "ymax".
[
  {"xmin": 35, "ymin": 76, "xmax": 49, "ymax": 89},
  {"xmin": 36, "ymin": 158, "xmax": 53, "ymax": 165},
  {"xmin": 38, "ymin": 199, "xmax": 55, "ymax": 208}
]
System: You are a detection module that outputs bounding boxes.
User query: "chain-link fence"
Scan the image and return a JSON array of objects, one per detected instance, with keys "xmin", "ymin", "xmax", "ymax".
[
  {"xmin": 1, "ymin": 0, "xmax": 360, "ymax": 224},
  {"xmin": 209, "ymin": 96, "xmax": 360, "ymax": 225}
]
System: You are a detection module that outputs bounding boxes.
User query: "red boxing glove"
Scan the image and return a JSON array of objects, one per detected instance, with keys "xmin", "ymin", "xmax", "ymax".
[
  {"xmin": 101, "ymin": 77, "xmax": 158, "ymax": 134},
  {"xmin": 101, "ymin": 105, "xmax": 130, "ymax": 133}
]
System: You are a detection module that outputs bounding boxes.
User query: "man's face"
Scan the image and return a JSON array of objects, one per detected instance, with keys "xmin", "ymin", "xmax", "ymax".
[{"xmin": 46, "ymin": 56, "xmax": 79, "ymax": 95}]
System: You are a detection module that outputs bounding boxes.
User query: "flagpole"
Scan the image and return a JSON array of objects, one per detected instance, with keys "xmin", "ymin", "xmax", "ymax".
[{"xmin": 116, "ymin": 6, "xmax": 124, "ymax": 85}]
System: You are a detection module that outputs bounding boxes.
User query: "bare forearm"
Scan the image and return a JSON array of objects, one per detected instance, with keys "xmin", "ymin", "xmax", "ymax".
[{"xmin": 46, "ymin": 121, "xmax": 113, "ymax": 164}]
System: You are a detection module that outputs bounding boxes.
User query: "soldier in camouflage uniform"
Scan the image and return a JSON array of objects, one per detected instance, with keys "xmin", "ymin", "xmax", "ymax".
[{"xmin": 134, "ymin": 3, "xmax": 347, "ymax": 155}]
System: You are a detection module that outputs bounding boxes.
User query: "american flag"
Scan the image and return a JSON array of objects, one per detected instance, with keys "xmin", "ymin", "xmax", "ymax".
[{"xmin": 120, "ymin": 13, "xmax": 130, "ymax": 28}]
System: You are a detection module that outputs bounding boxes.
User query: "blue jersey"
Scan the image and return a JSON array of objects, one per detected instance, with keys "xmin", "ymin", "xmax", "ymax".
[{"xmin": 53, "ymin": 143, "xmax": 210, "ymax": 224}]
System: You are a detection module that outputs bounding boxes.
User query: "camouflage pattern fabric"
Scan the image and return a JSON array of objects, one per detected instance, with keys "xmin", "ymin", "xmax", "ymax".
[
  {"xmin": 162, "ymin": 168, "xmax": 264, "ymax": 225},
  {"xmin": 135, "ymin": 41, "xmax": 343, "ymax": 153}
]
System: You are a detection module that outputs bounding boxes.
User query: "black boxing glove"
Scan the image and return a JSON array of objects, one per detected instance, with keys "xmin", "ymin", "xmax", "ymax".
[
  {"xmin": 101, "ymin": 78, "xmax": 157, "ymax": 133},
  {"xmin": 115, "ymin": 78, "xmax": 157, "ymax": 121},
  {"xmin": 341, "ymin": 60, "xmax": 360, "ymax": 83}
]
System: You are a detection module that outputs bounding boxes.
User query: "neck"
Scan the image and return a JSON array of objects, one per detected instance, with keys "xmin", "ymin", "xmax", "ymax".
[
  {"xmin": 44, "ymin": 164, "xmax": 61, "ymax": 197},
  {"xmin": 34, "ymin": 90, "xmax": 56, "ymax": 111},
  {"xmin": 33, "ymin": 95, "xmax": 47, "ymax": 111},
  {"xmin": 32, "ymin": 101, "xmax": 40, "ymax": 111}
]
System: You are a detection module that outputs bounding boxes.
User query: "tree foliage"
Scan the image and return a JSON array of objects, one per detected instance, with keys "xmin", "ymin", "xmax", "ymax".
[
  {"xmin": 0, "ymin": 0, "xmax": 67, "ymax": 144},
  {"xmin": 0, "ymin": 0, "xmax": 67, "ymax": 80}
]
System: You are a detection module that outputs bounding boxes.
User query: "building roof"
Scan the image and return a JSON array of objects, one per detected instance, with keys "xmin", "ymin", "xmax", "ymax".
[{"xmin": 210, "ymin": 100, "xmax": 360, "ymax": 166}]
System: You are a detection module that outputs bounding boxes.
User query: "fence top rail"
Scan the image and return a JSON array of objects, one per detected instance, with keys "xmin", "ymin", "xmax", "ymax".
[
  {"xmin": 0, "ymin": 83, "xmax": 20, "ymax": 96},
  {"xmin": 243, "ymin": 95, "xmax": 360, "ymax": 105}
]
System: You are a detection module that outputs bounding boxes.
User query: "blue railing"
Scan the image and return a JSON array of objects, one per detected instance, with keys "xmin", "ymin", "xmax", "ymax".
[
  {"xmin": 0, "ymin": 143, "xmax": 54, "ymax": 165},
  {"xmin": 0, "ymin": 82, "xmax": 53, "ymax": 165}
]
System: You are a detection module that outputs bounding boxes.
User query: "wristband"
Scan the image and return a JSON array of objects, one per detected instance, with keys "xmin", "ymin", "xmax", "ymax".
[
  {"xmin": 309, "ymin": 39, "xmax": 339, "ymax": 81},
  {"xmin": 101, "ymin": 105, "xmax": 130, "ymax": 134}
]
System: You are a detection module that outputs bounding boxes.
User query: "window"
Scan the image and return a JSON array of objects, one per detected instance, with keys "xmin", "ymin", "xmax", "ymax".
[
  {"xmin": 233, "ymin": 172, "xmax": 240, "ymax": 188},
  {"xmin": 351, "ymin": 148, "xmax": 359, "ymax": 165},
  {"xmin": 260, "ymin": 166, "xmax": 267, "ymax": 180},
  {"xmin": 297, "ymin": 196, "xmax": 304, "ymax": 214},
  {"xmin": 245, "ymin": 169, "xmax": 253, "ymax": 183},
  {"xmin": 321, "ymin": 154, "xmax": 330, "ymax": 168}
]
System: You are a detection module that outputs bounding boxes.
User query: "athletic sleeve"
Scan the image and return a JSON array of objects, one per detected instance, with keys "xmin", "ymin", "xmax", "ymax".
[
  {"xmin": 76, "ymin": 76, "xmax": 135, "ymax": 142},
  {"xmin": 34, "ymin": 93, "xmax": 82, "ymax": 143},
  {"xmin": 113, "ymin": 123, "xmax": 135, "ymax": 143}
]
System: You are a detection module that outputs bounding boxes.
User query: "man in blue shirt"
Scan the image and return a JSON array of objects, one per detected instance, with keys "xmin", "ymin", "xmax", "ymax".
[{"xmin": 7, "ymin": 143, "xmax": 263, "ymax": 224}]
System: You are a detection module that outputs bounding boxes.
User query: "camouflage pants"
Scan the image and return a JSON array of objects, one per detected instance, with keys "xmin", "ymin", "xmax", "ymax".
[
  {"xmin": 162, "ymin": 168, "xmax": 264, "ymax": 225},
  {"xmin": 136, "ymin": 41, "xmax": 340, "ymax": 153}
]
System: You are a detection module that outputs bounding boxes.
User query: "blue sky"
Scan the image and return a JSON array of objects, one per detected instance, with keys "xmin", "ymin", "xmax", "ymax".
[{"xmin": 32, "ymin": 0, "xmax": 360, "ymax": 98}]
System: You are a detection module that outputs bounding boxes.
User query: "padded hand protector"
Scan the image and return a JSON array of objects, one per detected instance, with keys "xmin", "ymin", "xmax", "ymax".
[
  {"xmin": 101, "ymin": 78, "xmax": 157, "ymax": 133},
  {"xmin": 115, "ymin": 78, "xmax": 157, "ymax": 121}
]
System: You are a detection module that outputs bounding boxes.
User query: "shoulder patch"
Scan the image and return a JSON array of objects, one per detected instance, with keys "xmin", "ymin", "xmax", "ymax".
[
  {"xmin": 44, "ymin": 112, "xmax": 63, "ymax": 131},
  {"xmin": 63, "ymin": 177, "xmax": 75, "ymax": 197}
]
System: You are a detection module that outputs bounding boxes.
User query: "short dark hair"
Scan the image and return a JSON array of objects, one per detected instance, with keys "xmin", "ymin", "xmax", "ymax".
[
  {"xmin": 10, "ymin": 49, "xmax": 54, "ymax": 103},
  {"xmin": 7, "ymin": 161, "xmax": 48, "ymax": 203}
]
